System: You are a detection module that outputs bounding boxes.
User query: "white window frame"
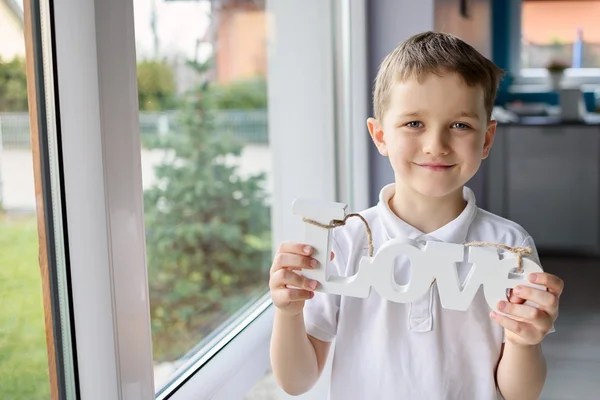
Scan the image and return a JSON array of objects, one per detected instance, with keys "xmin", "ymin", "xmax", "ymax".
[
  {"xmin": 51, "ymin": 0, "xmax": 368, "ymax": 399},
  {"xmin": 52, "ymin": 0, "xmax": 155, "ymax": 397},
  {"xmin": 512, "ymin": 0, "xmax": 600, "ymax": 87}
]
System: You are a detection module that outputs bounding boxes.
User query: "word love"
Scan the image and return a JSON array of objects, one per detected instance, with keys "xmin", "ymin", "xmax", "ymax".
[{"xmin": 292, "ymin": 198, "xmax": 546, "ymax": 312}]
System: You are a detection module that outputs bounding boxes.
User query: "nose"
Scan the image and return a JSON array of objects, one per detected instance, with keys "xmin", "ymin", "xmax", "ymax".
[{"xmin": 421, "ymin": 129, "xmax": 450, "ymax": 156}]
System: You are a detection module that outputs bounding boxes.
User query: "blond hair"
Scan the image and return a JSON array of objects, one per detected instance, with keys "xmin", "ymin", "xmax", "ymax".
[{"xmin": 373, "ymin": 31, "xmax": 504, "ymax": 121}]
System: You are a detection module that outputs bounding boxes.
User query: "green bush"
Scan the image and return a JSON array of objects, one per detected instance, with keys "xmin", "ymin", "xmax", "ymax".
[
  {"xmin": 0, "ymin": 56, "xmax": 178, "ymax": 113},
  {"xmin": 0, "ymin": 56, "xmax": 28, "ymax": 112},
  {"xmin": 137, "ymin": 59, "xmax": 177, "ymax": 111},
  {"xmin": 143, "ymin": 78, "xmax": 271, "ymax": 362},
  {"xmin": 209, "ymin": 77, "xmax": 267, "ymax": 110}
]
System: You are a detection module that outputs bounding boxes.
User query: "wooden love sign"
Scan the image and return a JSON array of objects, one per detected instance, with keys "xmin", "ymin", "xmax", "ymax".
[{"xmin": 292, "ymin": 198, "xmax": 546, "ymax": 312}]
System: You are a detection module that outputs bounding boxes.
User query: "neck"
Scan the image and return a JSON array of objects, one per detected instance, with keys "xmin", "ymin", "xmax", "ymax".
[{"xmin": 389, "ymin": 182, "xmax": 467, "ymax": 234}]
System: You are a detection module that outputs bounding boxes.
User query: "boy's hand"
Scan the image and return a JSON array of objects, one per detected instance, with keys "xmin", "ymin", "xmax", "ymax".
[
  {"xmin": 490, "ymin": 272, "xmax": 564, "ymax": 346},
  {"xmin": 269, "ymin": 242, "xmax": 334, "ymax": 316}
]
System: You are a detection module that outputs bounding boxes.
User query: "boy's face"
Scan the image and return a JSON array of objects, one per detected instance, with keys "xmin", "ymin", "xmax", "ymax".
[{"xmin": 367, "ymin": 72, "xmax": 496, "ymax": 199}]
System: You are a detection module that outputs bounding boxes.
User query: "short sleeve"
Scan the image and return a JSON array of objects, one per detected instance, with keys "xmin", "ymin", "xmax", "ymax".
[{"xmin": 303, "ymin": 234, "xmax": 344, "ymax": 343}]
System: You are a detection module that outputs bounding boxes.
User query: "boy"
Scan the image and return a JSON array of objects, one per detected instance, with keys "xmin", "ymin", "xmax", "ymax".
[{"xmin": 269, "ymin": 31, "xmax": 564, "ymax": 399}]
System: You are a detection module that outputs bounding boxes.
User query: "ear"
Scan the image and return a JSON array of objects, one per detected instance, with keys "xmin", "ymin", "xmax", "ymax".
[
  {"xmin": 367, "ymin": 117, "xmax": 388, "ymax": 156},
  {"xmin": 482, "ymin": 120, "xmax": 497, "ymax": 159}
]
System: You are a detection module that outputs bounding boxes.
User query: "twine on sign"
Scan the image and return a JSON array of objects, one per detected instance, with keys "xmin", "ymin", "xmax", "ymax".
[
  {"xmin": 302, "ymin": 214, "xmax": 374, "ymax": 257},
  {"xmin": 463, "ymin": 241, "xmax": 532, "ymax": 273},
  {"xmin": 301, "ymin": 215, "xmax": 532, "ymax": 276}
]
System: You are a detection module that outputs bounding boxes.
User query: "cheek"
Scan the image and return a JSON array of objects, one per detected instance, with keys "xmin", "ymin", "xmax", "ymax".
[
  {"xmin": 386, "ymin": 133, "xmax": 416, "ymax": 156},
  {"xmin": 458, "ymin": 139, "xmax": 486, "ymax": 172},
  {"xmin": 457, "ymin": 134, "xmax": 485, "ymax": 156},
  {"xmin": 388, "ymin": 141, "xmax": 417, "ymax": 168}
]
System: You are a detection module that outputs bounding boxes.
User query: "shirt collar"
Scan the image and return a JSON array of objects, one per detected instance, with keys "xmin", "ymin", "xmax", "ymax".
[{"xmin": 376, "ymin": 183, "xmax": 477, "ymax": 244}]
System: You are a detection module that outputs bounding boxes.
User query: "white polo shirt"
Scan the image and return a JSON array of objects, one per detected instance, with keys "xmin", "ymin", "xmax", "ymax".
[{"xmin": 303, "ymin": 183, "xmax": 542, "ymax": 400}]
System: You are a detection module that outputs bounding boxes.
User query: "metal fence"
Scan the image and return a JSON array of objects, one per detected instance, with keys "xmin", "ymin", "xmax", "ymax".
[
  {"xmin": 0, "ymin": 109, "xmax": 268, "ymax": 149},
  {"xmin": 0, "ymin": 113, "xmax": 31, "ymax": 149}
]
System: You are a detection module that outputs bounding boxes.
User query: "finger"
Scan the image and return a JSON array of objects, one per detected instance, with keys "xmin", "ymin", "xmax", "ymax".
[
  {"xmin": 273, "ymin": 288, "xmax": 314, "ymax": 304},
  {"xmin": 331, "ymin": 251, "xmax": 335, "ymax": 261},
  {"xmin": 490, "ymin": 311, "xmax": 540, "ymax": 342},
  {"xmin": 497, "ymin": 301, "xmax": 553, "ymax": 331},
  {"xmin": 271, "ymin": 253, "xmax": 316, "ymax": 273},
  {"xmin": 508, "ymin": 289, "xmax": 526, "ymax": 304},
  {"xmin": 270, "ymin": 268, "xmax": 318, "ymax": 291},
  {"xmin": 514, "ymin": 285, "xmax": 559, "ymax": 313},
  {"xmin": 278, "ymin": 241, "xmax": 314, "ymax": 256},
  {"xmin": 529, "ymin": 273, "xmax": 564, "ymax": 297}
]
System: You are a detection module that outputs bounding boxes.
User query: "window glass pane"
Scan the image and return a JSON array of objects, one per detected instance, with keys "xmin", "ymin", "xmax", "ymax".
[
  {"xmin": 521, "ymin": 1, "xmax": 600, "ymax": 68},
  {"xmin": 132, "ymin": 0, "xmax": 271, "ymax": 392},
  {"xmin": 0, "ymin": 2, "xmax": 51, "ymax": 399}
]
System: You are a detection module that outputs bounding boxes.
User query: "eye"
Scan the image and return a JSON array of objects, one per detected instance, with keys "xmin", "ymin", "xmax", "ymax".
[
  {"xmin": 406, "ymin": 121, "xmax": 423, "ymax": 128},
  {"xmin": 452, "ymin": 122, "xmax": 470, "ymax": 130}
]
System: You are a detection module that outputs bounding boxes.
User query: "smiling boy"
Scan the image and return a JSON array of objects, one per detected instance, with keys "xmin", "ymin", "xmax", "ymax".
[{"xmin": 269, "ymin": 31, "xmax": 564, "ymax": 399}]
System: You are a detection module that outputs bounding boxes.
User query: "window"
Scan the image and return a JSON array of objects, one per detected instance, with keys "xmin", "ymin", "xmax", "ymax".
[
  {"xmin": 0, "ymin": 0, "xmax": 80, "ymax": 399},
  {"xmin": 0, "ymin": 72, "xmax": 52, "ymax": 397},
  {"xmin": 521, "ymin": 0, "xmax": 600, "ymax": 69},
  {"xmin": 515, "ymin": 0, "xmax": 600, "ymax": 85},
  {"xmin": 25, "ymin": 0, "xmax": 368, "ymax": 398},
  {"xmin": 132, "ymin": 0, "xmax": 274, "ymax": 393}
]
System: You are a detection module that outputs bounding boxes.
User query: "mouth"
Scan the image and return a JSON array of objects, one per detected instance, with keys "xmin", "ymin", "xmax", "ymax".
[{"xmin": 415, "ymin": 162, "xmax": 456, "ymax": 171}]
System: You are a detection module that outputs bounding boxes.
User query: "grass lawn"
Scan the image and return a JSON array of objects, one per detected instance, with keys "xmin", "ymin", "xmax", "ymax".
[{"xmin": 0, "ymin": 213, "xmax": 50, "ymax": 399}]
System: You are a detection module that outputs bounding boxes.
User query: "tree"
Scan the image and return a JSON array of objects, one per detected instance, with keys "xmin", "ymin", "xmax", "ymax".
[{"xmin": 143, "ymin": 71, "xmax": 271, "ymax": 362}]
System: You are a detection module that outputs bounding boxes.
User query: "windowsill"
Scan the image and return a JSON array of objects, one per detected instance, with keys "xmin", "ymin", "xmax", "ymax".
[
  {"xmin": 512, "ymin": 68, "xmax": 600, "ymax": 88},
  {"xmin": 156, "ymin": 293, "xmax": 272, "ymax": 399},
  {"xmin": 508, "ymin": 83, "xmax": 600, "ymax": 93},
  {"xmin": 496, "ymin": 115, "xmax": 600, "ymax": 127}
]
